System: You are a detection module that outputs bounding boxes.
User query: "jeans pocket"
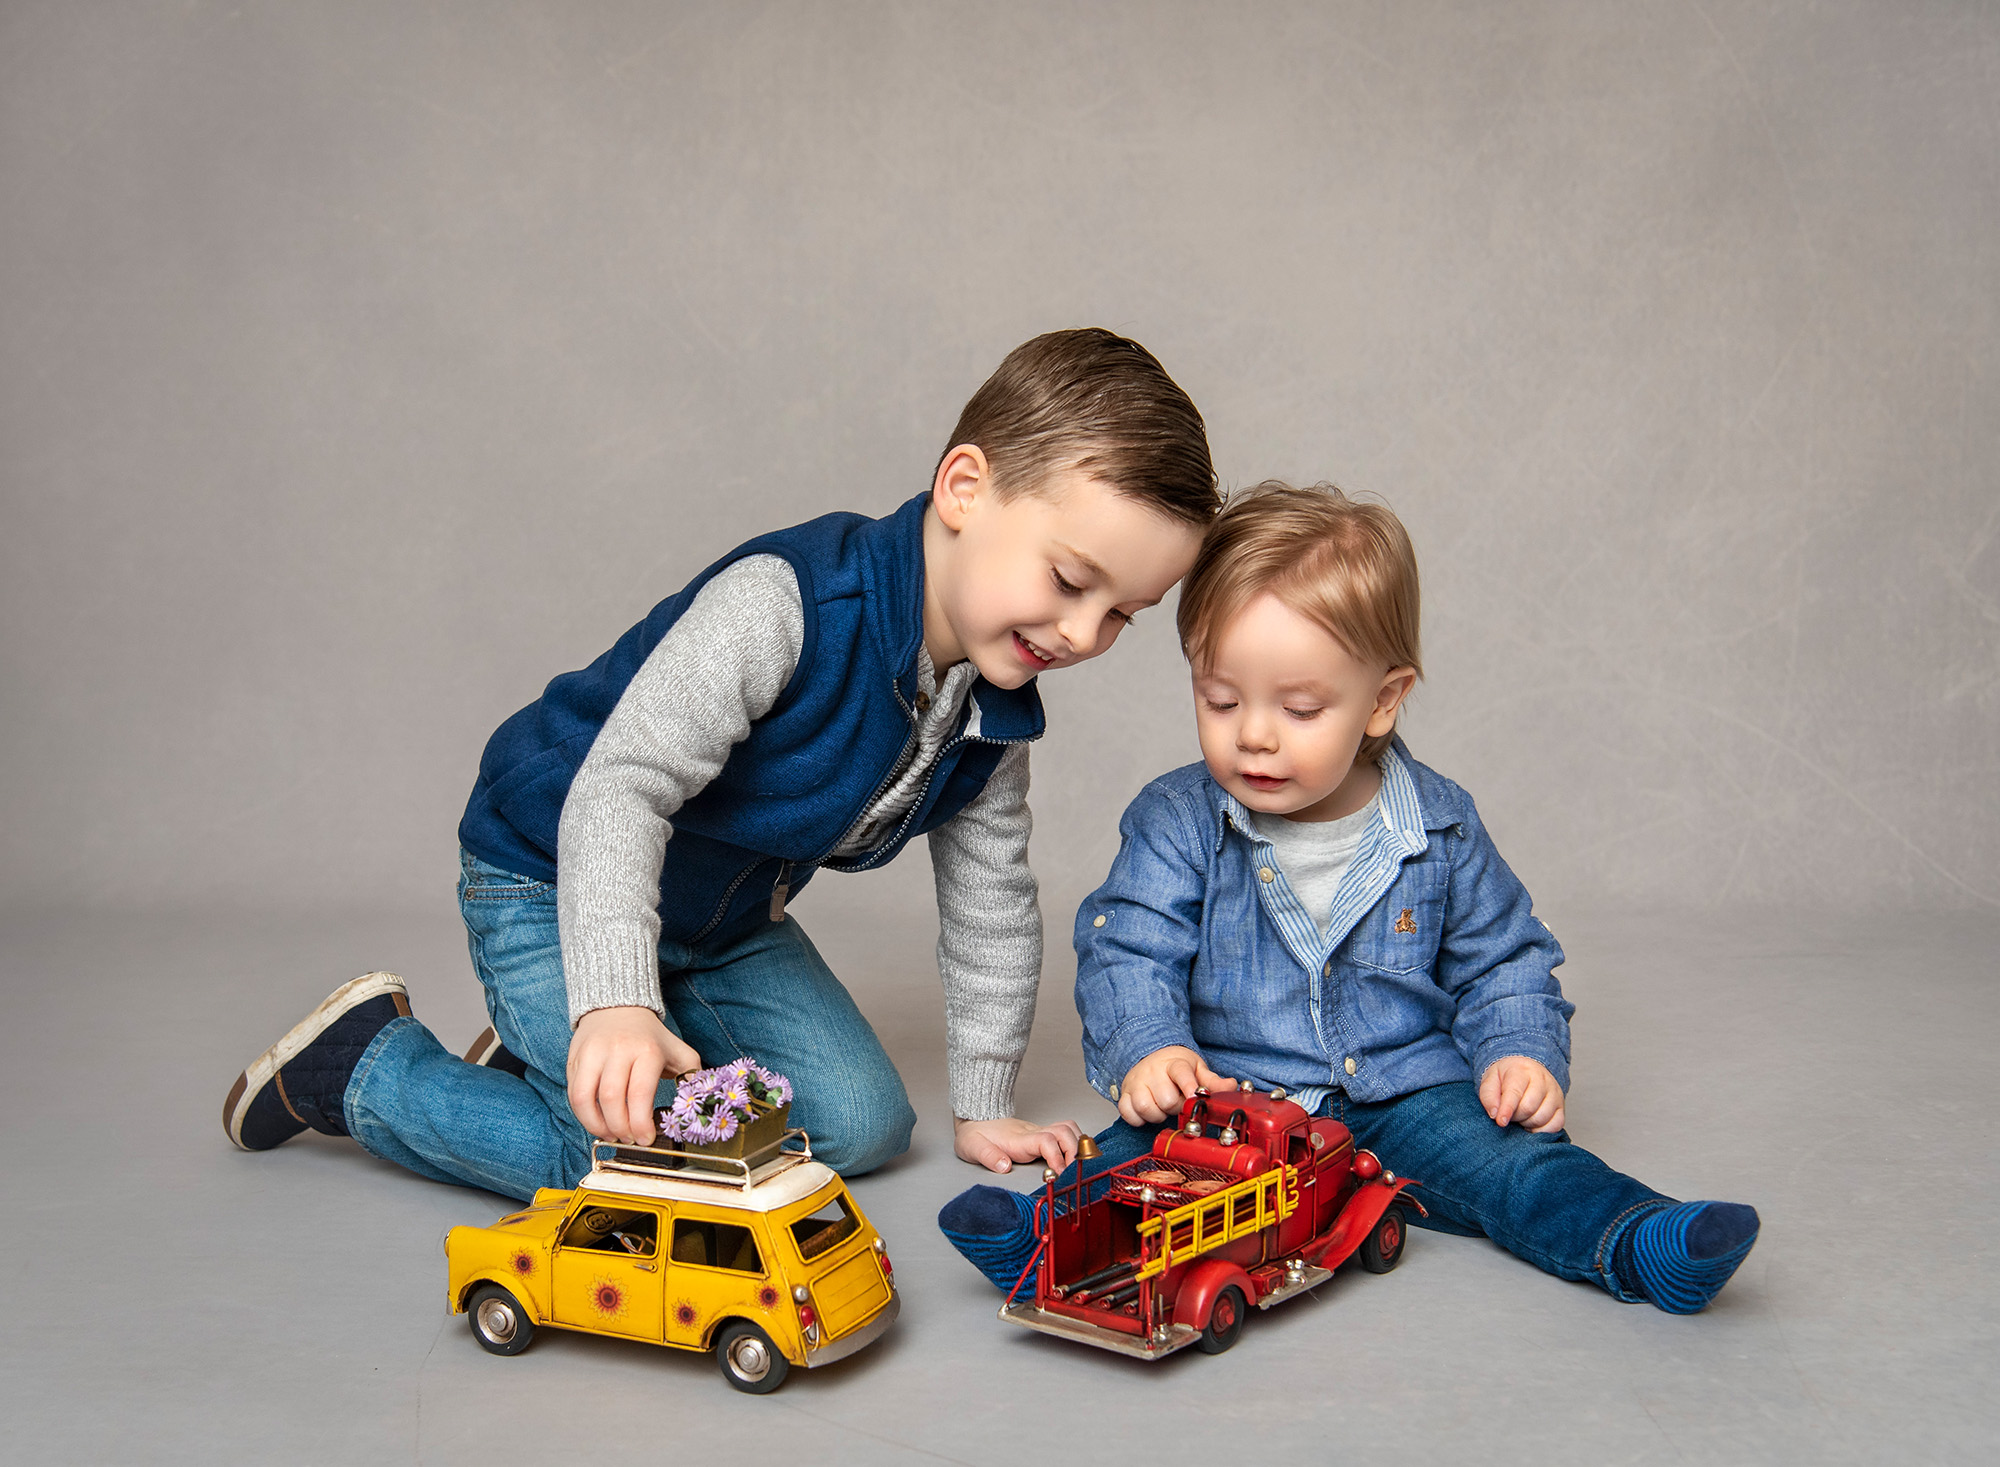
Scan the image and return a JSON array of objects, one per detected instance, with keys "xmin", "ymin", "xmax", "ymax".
[{"xmin": 461, "ymin": 852, "xmax": 555, "ymax": 901}]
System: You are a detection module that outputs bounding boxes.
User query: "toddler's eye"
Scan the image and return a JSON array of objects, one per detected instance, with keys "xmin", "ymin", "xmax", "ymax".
[
  {"xmin": 1110, "ymin": 608, "xmax": 1137, "ymax": 626},
  {"xmin": 1051, "ymin": 569, "xmax": 1083, "ymax": 595},
  {"xmin": 1285, "ymin": 707, "xmax": 1323, "ymax": 720},
  {"xmin": 1204, "ymin": 699, "xmax": 1238, "ymax": 713}
]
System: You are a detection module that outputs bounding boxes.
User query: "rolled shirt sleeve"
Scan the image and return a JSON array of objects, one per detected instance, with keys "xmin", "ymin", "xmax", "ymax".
[{"xmin": 1073, "ymin": 783, "xmax": 1210, "ymax": 1102}]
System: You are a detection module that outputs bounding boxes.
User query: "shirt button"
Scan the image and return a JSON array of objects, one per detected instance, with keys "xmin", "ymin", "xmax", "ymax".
[
  {"xmin": 1092, "ymin": 914, "xmax": 1107, "ymax": 928},
  {"xmin": 1259, "ymin": 867, "xmax": 1275, "ymax": 883},
  {"xmin": 914, "ymin": 692, "xmax": 932, "ymax": 713},
  {"xmin": 1344, "ymin": 1057, "xmax": 1357, "ymax": 1076},
  {"xmin": 1322, "ymin": 960, "xmax": 1332, "ymax": 977},
  {"xmin": 1108, "ymin": 1081, "xmax": 1120, "ymax": 1100}
]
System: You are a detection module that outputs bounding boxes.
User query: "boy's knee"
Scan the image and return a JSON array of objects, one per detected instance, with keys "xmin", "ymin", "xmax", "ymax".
[{"xmin": 808, "ymin": 1092, "xmax": 917, "ymax": 1177}]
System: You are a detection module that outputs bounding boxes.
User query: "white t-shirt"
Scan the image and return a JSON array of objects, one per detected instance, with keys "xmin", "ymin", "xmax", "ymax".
[{"xmin": 1250, "ymin": 793, "xmax": 1381, "ymax": 937}]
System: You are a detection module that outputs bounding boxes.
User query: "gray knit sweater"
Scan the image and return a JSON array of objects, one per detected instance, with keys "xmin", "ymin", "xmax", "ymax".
[{"xmin": 554, "ymin": 555, "xmax": 1041, "ymax": 1121}]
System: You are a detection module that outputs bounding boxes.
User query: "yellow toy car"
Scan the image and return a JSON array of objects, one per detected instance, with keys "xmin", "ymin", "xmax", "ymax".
[{"xmin": 444, "ymin": 1130, "xmax": 898, "ymax": 1393}]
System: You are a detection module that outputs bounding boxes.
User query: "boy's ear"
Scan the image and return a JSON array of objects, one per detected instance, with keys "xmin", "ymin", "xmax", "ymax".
[
  {"xmin": 1365, "ymin": 666, "xmax": 1419, "ymax": 737},
  {"xmin": 931, "ymin": 444, "xmax": 992, "ymax": 531}
]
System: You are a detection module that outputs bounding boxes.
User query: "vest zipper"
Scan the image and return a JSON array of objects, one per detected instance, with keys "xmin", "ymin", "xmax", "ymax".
[{"xmin": 769, "ymin": 860, "xmax": 793, "ymax": 922}]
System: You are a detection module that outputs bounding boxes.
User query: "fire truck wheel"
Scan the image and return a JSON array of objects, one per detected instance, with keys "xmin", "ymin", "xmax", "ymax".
[
  {"xmin": 468, "ymin": 1284, "xmax": 536, "ymax": 1356},
  {"xmin": 716, "ymin": 1321, "xmax": 790, "ymax": 1394},
  {"xmin": 1360, "ymin": 1207, "xmax": 1407, "ymax": 1274},
  {"xmin": 1196, "ymin": 1285, "xmax": 1247, "ymax": 1354}
]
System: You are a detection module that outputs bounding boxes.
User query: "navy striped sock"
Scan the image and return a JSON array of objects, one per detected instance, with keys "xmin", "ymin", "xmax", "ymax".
[
  {"xmin": 938, "ymin": 1185, "xmax": 1039, "ymax": 1293},
  {"xmin": 1615, "ymin": 1201, "xmax": 1760, "ymax": 1314}
]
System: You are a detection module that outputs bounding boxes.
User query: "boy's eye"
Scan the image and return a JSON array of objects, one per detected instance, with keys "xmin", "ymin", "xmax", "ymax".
[
  {"xmin": 1203, "ymin": 699, "xmax": 1238, "ymax": 713},
  {"xmin": 1110, "ymin": 608, "xmax": 1137, "ymax": 626},
  {"xmin": 1051, "ymin": 569, "xmax": 1083, "ymax": 595},
  {"xmin": 1285, "ymin": 707, "xmax": 1323, "ymax": 720}
]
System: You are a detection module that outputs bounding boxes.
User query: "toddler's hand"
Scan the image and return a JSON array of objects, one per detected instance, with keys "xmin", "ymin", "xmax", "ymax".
[
  {"xmin": 1117, "ymin": 1045, "xmax": 1239, "ymax": 1128},
  {"xmin": 954, "ymin": 1115, "xmax": 1083, "ymax": 1174},
  {"xmin": 568, "ymin": 1006, "xmax": 702, "ymax": 1145},
  {"xmin": 1478, "ymin": 1055, "xmax": 1565, "ymax": 1133}
]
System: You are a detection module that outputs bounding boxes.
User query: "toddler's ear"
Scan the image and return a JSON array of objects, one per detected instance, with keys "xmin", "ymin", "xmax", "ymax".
[{"xmin": 1366, "ymin": 666, "xmax": 1419, "ymax": 735}]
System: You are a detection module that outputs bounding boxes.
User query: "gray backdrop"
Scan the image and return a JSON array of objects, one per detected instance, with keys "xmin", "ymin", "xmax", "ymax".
[{"xmin": 5, "ymin": 0, "xmax": 1997, "ymax": 921}]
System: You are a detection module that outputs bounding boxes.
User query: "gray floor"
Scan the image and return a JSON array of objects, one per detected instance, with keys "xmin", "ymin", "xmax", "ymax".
[{"xmin": 3, "ymin": 874, "xmax": 1994, "ymax": 1465}]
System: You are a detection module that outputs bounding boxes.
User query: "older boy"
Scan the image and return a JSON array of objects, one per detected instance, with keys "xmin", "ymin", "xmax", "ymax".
[
  {"xmin": 223, "ymin": 329, "xmax": 1216, "ymax": 1198},
  {"xmin": 941, "ymin": 482, "xmax": 1759, "ymax": 1313}
]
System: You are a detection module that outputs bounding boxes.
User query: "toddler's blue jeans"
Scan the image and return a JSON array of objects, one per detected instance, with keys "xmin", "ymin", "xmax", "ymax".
[
  {"xmin": 1079, "ymin": 1082, "xmax": 1669, "ymax": 1299},
  {"xmin": 342, "ymin": 849, "xmax": 917, "ymax": 1199}
]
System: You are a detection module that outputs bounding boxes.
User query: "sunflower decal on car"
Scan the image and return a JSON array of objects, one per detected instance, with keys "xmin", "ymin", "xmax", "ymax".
[
  {"xmin": 674, "ymin": 1300, "xmax": 699, "ymax": 1329},
  {"xmin": 589, "ymin": 1277, "xmax": 626, "ymax": 1318},
  {"xmin": 509, "ymin": 1249, "xmax": 536, "ymax": 1279}
]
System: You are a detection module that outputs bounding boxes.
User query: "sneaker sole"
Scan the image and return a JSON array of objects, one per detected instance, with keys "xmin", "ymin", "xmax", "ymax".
[
  {"xmin": 223, "ymin": 971, "xmax": 409, "ymax": 1150},
  {"xmin": 462, "ymin": 1025, "xmax": 502, "ymax": 1065}
]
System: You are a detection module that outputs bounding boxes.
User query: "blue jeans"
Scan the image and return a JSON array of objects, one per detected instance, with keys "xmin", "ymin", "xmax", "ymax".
[
  {"xmin": 343, "ymin": 850, "xmax": 917, "ymax": 1199},
  {"xmin": 1072, "ymin": 1082, "xmax": 1669, "ymax": 1299}
]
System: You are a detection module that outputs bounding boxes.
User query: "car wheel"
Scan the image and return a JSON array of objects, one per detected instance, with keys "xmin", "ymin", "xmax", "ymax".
[
  {"xmin": 1195, "ymin": 1284, "xmax": 1246, "ymax": 1355},
  {"xmin": 715, "ymin": 1321, "xmax": 790, "ymax": 1394},
  {"xmin": 1359, "ymin": 1207, "xmax": 1406, "ymax": 1274},
  {"xmin": 468, "ymin": 1283, "xmax": 536, "ymax": 1355}
]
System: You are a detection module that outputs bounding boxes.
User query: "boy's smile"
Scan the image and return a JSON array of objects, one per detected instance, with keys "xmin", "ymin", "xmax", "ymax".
[
  {"xmin": 922, "ymin": 448, "xmax": 1202, "ymax": 690},
  {"xmin": 1193, "ymin": 592, "xmax": 1416, "ymax": 823}
]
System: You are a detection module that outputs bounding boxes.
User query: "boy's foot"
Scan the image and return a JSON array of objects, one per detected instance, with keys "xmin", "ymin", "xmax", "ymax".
[
  {"xmin": 462, "ymin": 1025, "xmax": 529, "ymax": 1078},
  {"xmin": 938, "ymin": 1185, "xmax": 1040, "ymax": 1293},
  {"xmin": 1615, "ymin": 1200, "xmax": 1761, "ymax": 1313},
  {"xmin": 222, "ymin": 973, "xmax": 411, "ymax": 1151}
]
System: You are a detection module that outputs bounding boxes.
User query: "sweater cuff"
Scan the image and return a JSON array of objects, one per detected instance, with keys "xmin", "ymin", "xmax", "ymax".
[
  {"xmin": 949, "ymin": 1055, "xmax": 1023, "ymax": 1123},
  {"xmin": 563, "ymin": 923, "xmax": 666, "ymax": 1028}
]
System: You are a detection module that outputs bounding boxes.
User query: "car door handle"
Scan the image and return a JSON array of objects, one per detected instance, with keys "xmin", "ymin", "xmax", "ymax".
[{"xmin": 634, "ymin": 1262, "xmax": 657, "ymax": 1273}]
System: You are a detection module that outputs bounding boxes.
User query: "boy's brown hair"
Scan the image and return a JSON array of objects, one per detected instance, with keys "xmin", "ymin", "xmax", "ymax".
[
  {"xmin": 943, "ymin": 328, "xmax": 1218, "ymax": 527},
  {"xmin": 1177, "ymin": 481, "xmax": 1423, "ymax": 766}
]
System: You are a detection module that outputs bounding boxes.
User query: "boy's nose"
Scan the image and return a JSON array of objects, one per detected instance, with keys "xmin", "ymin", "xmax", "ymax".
[{"xmin": 1236, "ymin": 715, "xmax": 1277, "ymax": 752}]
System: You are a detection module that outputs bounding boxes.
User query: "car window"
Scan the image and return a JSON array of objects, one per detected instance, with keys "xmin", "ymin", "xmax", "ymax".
[
  {"xmin": 789, "ymin": 1193, "xmax": 861, "ymax": 1261},
  {"xmin": 559, "ymin": 1202, "xmax": 659, "ymax": 1258},
  {"xmin": 670, "ymin": 1216, "xmax": 764, "ymax": 1275}
]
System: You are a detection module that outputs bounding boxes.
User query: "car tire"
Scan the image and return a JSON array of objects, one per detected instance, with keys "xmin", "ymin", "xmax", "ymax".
[
  {"xmin": 1359, "ymin": 1207, "xmax": 1406, "ymax": 1274},
  {"xmin": 1195, "ymin": 1284, "xmax": 1246, "ymax": 1355},
  {"xmin": 715, "ymin": 1320, "xmax": 790, "ymax": 1394},
  {"xmin": 468, "ymin": 1283, "xmax": 536, "ymax": 1355}
]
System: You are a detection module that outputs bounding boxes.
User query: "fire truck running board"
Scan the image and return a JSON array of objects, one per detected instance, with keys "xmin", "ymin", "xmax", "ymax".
[
  {"xmin": 1256, "ymin": 1262, "xmax": 1335, "ymax": 1309},
  {"xmin": 998, "ymin": 1302, "xmax": 1203, "ymax": 1360}
]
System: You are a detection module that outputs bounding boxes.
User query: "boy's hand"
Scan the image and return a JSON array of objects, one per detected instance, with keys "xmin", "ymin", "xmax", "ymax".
[
  {"xmin": 953, "ymin": 1115, "xmax": 1083, "ymax": 1174},
  {"xmin": 1117, "ymin": 1045, "xmax": 1239, "ymax": 1127},
  {"xmin": 568, "ymin": 1006, "xmax": 702, "ymax": 1145},
  {"xmin": 1478, "ymin": 1055, "xmax": 1565, "ymax": 1133}
]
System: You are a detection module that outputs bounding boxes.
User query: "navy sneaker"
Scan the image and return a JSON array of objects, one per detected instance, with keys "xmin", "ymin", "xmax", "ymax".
[
  {"xmin": 222, "ymin": 972, "xmax": 411, "ymax": 1150},
  {"xmin": 462, "ymin": 1025, "xmax": 529, "ymax": 1078}
]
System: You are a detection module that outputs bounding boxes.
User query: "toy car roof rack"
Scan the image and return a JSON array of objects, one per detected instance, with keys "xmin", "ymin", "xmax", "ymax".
[{"xmin": 589, "ymin": 1128, "xmax": 815, "ymax": 1190}]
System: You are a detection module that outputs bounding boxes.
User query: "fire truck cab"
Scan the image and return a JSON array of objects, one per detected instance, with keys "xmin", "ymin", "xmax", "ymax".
[{"xmin": 999, "ymin": 1087, "xmax": 1417, "ymax": 1360}]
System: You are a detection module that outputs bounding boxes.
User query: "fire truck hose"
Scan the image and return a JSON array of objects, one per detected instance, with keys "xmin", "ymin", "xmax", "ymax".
[{"xmin": 1067, "ymin": 1258, "xmax": 1140, "ymax": 1296}]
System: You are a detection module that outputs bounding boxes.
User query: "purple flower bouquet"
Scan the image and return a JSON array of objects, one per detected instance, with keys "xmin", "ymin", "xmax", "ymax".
[{"xmin": 654, "ymin": 1059, "xmax": 794, "ymax": 1167}]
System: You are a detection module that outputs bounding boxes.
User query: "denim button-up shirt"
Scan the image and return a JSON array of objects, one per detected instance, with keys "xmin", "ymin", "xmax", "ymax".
[{"xmin": 1074, "ymin": 739, "xmax": 1573, "ymax": 1114}]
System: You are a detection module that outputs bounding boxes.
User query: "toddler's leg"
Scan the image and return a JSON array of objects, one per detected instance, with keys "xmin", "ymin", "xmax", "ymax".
[
  {"xmin": 341, "ymin": 855, "xmax": 597, "ymax": 1198},
  {"xmin": 1341, "ymin": 1081, "xmax": 1757, "ymax": 1311},
  {"xmin": 937, "ymin": 1116, "xmax": 1162, "ymax": 1290},
  {"xmin": 660, "ymin": 913, "xmax": 916, "ymax": 1177}
]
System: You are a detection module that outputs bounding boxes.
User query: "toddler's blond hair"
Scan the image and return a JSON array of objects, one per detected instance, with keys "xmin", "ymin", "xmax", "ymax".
[{"xmin": 1176, "ymin": 481, "xmax": 1423, "ymax": 766}]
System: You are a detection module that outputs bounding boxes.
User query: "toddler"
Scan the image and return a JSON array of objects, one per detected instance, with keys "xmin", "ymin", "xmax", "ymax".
[{"xmin": 941, "ymin": 482, "xmax": 1759, "ymax": 1313}]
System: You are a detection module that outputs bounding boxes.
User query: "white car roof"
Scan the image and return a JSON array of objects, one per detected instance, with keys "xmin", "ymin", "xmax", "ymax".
[{"xmin": 575, "ymin": 1156, "xmax": 841, "ymax": 1214}]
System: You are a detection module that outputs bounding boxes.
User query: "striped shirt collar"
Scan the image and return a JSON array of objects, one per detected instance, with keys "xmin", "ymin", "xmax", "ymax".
[{"xmin": 1211, "ymin": 742, "xmax": 1431, "ymax": 859}]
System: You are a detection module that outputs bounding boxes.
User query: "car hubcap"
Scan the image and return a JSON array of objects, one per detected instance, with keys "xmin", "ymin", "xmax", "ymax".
[
  {"xmin": 478, "ymin": 1298, "xmax": 517, "ymax": 1342},
  {"xmin": 1215, "ymin": 1297, "xmax": 1235, "ymax": 1331},
  {"xmin": 730, "ymin": 1335, "xmax": 770, "ymax": 1381}
]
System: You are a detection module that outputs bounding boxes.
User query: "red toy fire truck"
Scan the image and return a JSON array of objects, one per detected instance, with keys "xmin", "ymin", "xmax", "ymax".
[{"xmin": 999, "ymin": 1086, "xmax": 1420, "ymax": 1359}]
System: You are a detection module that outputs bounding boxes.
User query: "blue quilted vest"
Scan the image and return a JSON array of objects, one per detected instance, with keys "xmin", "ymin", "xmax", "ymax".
[{"xmin": 457, "ymin": 492, "xmax": 1046, "ymax": 943}]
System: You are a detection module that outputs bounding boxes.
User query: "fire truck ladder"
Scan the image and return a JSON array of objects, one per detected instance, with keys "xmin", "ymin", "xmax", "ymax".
[{"xmin": 1133, "ymin": 1166, "xmax": 1297, "ymax": 1281}]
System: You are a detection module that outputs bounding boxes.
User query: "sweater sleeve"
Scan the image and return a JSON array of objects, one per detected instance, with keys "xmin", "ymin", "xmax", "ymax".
[
  {"xmin": 926, "ymin": 741, "xmax": 1040, "ymax": 1121},
  {"xmin": 555, "ymin": 555, "xmax": 804, "ymax": 1026}
]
